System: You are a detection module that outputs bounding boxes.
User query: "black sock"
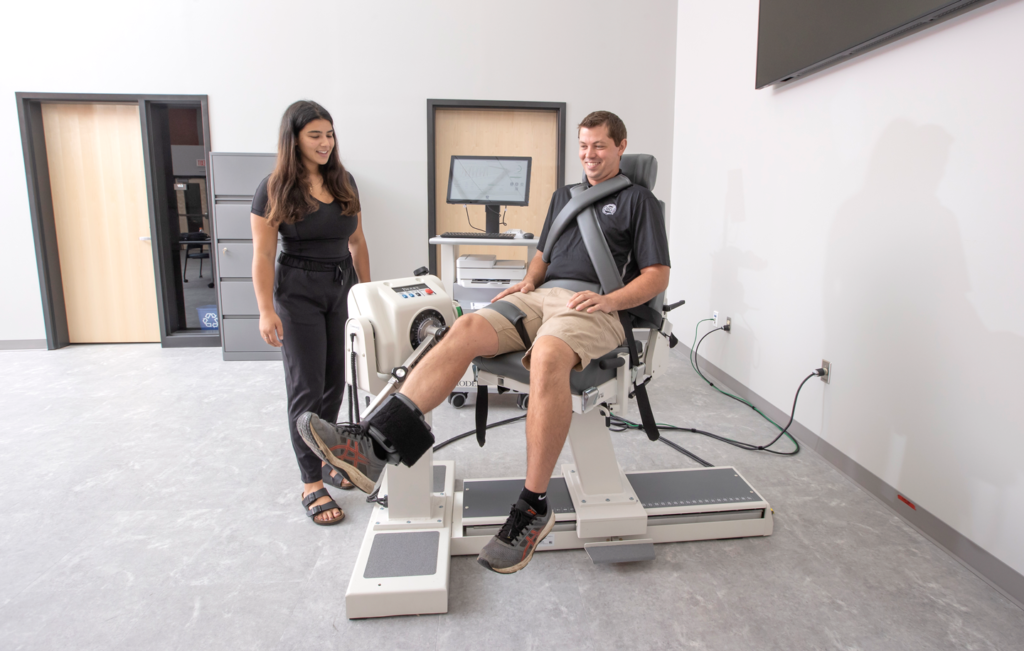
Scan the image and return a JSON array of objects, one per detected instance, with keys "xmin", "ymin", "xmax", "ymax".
[{"xmin": 519, "ymin": 487, "xmax": 548, "ymax": 516}]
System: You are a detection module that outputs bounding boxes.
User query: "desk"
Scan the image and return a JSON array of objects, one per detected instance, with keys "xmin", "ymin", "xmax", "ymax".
[{"xmin": 428, "ymin": 236, "xmax": 538, "ymax": 299}]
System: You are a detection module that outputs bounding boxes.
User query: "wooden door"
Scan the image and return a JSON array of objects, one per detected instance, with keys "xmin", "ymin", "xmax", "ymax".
[{"xmin": 42, "ymin": 103, "xmax": 160, "ymax": 343}]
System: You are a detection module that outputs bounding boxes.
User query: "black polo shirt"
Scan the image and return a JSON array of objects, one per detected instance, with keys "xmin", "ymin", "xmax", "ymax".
[{"xmin": 537, "ymin": 172, "xmax": 670, "ymax": 286}]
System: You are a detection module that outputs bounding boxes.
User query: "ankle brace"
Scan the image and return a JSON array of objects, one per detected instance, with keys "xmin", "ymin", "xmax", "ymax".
[{"xmin": 364, "ymin": 393, "xmax": 434, "ymax": 467}]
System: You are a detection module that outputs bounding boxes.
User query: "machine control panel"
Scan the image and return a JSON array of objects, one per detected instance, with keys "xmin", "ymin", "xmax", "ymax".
[{"xmin": 392, "ymin": 283, "xmax": 435, "ymax": 299}]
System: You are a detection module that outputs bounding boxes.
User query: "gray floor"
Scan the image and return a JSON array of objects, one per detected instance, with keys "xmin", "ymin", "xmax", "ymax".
[{"xmin": 1, "ymin": 344, "xmax": 1021, "ymax": 650}]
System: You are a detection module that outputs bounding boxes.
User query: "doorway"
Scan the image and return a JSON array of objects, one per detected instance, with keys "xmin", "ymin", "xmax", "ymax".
[{"xmin": 17, "ymin": 93, "xmax": 215, "ymax": 349}]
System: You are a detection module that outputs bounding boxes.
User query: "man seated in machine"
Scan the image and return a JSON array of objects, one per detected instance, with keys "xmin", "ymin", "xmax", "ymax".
[{"xmin": 299, "ymin": 110, "xmax": 671, "ymax": 574}]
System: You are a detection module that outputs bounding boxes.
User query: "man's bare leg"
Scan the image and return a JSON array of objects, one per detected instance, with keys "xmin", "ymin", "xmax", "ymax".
[
  {"xmin": 523, "ymin": 336, "xmax": 579, "ymax": 493},
  {"xmin": 399, "ymin": 313, "xmax": 499, "ymax": 413}
]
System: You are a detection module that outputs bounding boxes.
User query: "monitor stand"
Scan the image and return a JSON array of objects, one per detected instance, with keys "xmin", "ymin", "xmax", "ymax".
[{"xmin": 484, "ymin": 205, "xmax": 501, "ymax": 234}]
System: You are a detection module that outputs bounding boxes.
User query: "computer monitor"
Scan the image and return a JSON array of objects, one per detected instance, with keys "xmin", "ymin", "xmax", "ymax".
[{"xmin": 446, "ymin": 156, "xmax": 532, "ymax": 233}]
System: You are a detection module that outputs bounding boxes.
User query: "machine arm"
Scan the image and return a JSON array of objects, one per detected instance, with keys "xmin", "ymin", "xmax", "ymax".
[{"xmin": 361, "ymin": 324, "xmax": 449, "ymax": 417}]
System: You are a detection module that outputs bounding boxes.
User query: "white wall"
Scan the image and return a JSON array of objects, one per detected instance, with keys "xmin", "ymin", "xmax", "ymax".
[
  {"xmin": 672, "ymin": 0, "xmax": 1024, "ymax": 575},
  {"xmin": 1, "ymin": 0, "xmax": 678, "ymax": 342}
]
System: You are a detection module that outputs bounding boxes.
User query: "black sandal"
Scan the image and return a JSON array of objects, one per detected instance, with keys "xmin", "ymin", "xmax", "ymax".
[
  {"xmin": 302, "ymin": 488, "xmax": 345, "ymax": 526},
  {"xmin": 322, "ymin": 462, "xmax": 356, "ymax": 490}
]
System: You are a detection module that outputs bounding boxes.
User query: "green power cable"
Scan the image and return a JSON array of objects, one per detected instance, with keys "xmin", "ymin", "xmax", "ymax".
[{"xmin": 688, "ymin": 318, "xmax": 800, "ymax": 454}]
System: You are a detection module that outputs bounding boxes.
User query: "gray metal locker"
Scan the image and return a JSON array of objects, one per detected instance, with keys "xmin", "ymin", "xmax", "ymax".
[{"xmin": 209, "ymin": 152, "xmax": 279, "ymax": 361}]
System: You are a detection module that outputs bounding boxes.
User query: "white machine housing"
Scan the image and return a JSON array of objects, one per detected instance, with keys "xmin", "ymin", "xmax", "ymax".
[{"xmin": 346, "ymin": 275, "xmax": 456, "ymax": 397}]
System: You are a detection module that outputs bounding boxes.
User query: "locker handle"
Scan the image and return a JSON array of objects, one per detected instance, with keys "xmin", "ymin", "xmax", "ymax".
[{"xmin": 139, "ymin": 236, "xmax": 151, "ymax": 242}]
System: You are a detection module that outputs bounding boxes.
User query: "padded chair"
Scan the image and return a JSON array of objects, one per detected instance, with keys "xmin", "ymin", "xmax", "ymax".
[{"xmin": 471, "ymin": 154, "xmax": 678, "ymax": 543}]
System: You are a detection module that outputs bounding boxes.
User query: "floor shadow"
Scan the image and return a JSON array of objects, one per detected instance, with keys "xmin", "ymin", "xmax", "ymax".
[{"xmin": 822, "ymin": 119, "xmax": 1024, "ymax": 566}]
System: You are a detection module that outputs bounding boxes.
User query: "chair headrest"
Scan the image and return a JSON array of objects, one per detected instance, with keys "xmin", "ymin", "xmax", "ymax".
[
  {"xmin": 620, "ymin": 154, "xmax": 657, "ymax": 191},
  {"xmin": 581, "ymin": 154, "xmax": 658, "ymax": 191}
]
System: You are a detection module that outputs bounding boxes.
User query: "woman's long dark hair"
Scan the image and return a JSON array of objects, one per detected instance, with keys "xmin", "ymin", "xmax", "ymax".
[{"xmin": 266, "ymin": 100, "xmax": 360, "ymax": 226}]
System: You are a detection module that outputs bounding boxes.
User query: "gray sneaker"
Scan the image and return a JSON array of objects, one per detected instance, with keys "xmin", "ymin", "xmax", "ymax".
[
  {"xmin": 477, "ymin": 500, "xmax": 555, "ymax": 574},
  {"xmin": 296, "ymin": 413, "xmax": 386, "ymax": 494}
]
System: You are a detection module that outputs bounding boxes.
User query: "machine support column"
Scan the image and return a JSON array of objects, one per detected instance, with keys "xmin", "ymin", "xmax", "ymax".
[
  {"xmin": 385, "ymin": 412, "xmax": 435, "ymax": 520},
  {"xmin": 566, "ymin": 408, "xmax": 624, "ymax": 495}
]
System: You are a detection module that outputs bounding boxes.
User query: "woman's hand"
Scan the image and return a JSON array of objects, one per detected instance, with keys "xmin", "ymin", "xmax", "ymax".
[
  {"xmin": 260, "ymin": 312, "xmax": 285, "ymax": 347},
  {"xmin": 491, "ymin": 280, "xmax": 535, "ymax": 302},
  {"xmin": 566, "ymin": 290, "xmax": 619, "ymax": 314}
]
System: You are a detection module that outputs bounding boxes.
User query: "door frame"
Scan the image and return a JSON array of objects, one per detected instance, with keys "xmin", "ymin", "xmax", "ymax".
[
  {"xmin": 16, "ymin": 92, "xmax": 215, "ymax": 349},
  {"xmin": 425, "ymin": 99, "xmax": 567, "ymax": 275}
]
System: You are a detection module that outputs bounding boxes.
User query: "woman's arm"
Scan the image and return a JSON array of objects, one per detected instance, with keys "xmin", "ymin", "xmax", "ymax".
[
  {"xmin": 251, "ymin": 213, "xmax": 284, "ymax": 346},
  {"xmin": 348, "ymin": 212, "xmax": 371, "ymax": 282}
]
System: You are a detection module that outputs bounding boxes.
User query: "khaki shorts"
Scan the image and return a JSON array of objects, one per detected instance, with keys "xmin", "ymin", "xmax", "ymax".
[{"xmin": 475, "ymin": 287, "xmax": 625, "ymax": 371}]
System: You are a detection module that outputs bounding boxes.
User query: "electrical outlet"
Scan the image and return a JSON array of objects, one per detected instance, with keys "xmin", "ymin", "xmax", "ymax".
[
  {"xmin": 713, "ymin": 311, "xmax": 719, "ymax": 325},
  {"xmin": 820, "ymin": 359, "xmax": 832, "ymax": 384},
  {"xmin": 725, "ymin": 317, "xmax": 732, "ymax": 331}
]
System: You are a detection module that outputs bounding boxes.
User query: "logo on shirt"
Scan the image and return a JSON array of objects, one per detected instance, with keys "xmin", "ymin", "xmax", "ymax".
[{"xmin": 602, "ymin": 203, "xmax": 617, "ymax": 215}]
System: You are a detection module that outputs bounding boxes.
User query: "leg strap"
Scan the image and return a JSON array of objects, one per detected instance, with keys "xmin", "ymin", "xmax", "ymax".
[
  {"xmin": 480, "ymin": 301, "xmax": 532, "ymax": 348},
  {"xmin": 364, "ymin": 393, "xmax": 434, "ymax": 467},
  {"xmin": 618, "ymin": 312, "xmax": 660, "ymax": 442},
  {"xmin": 475, "ymin": 384, "xmax": 488, "ymax": 447},
  {"xmin": 475, "ymin": 301, "xmax": 531, "ymax": 448}
]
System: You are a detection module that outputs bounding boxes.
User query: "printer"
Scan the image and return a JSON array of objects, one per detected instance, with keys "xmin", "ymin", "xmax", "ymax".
[{"xmin": 454, "ymin": 254, "xmax": 527, "ymax": 311}]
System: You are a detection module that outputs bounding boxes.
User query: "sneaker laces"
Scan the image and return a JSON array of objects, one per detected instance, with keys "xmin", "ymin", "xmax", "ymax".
[
  {"xmin": 332, "ymin": 421, "xmax": 375, "ymax": 448},
  {"xmin": 497, "ymin": 504, "xmax": 535, "ymax": 544}
]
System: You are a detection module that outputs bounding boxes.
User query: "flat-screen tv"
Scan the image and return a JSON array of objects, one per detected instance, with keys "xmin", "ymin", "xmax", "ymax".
[{"xmin": 756, "ymin": 0, "xmax": 994, "ymax": 89}]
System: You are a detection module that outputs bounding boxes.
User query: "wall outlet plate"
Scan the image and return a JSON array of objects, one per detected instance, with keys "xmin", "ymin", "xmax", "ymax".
[
  {"xmin": 821, "ymin": 359, "xmax": 832, "ymax": 384},
  {"xmin": 725, "ymin": 317, "xmax": 732, "ymax": 331},
  {"xmin": 713, "ymin": 311, "xmax": 719, "ymax": 325}
]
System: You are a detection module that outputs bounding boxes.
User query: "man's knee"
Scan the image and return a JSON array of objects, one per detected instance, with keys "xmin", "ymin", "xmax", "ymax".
[
  {"xmin": 447, "ymin": 313, "xmax": 498, "ymax": 357},
  {"xmin": 529, "ymin": 336, "xmax": 578, "ymax": 376}
]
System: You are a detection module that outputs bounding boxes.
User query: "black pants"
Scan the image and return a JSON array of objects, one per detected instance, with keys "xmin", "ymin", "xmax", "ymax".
[{"xmin": 274, "ymin": 255, "xmax": 357, "ymax": 484}]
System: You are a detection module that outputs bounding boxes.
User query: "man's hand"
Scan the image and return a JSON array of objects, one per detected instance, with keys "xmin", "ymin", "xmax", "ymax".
[
  {"xmin": 491, "ymin": 280, "xmax": 535, "ymax": 302},
  {"xmin": 567, "ymin": 290, "xmax": 620, "ymax": 314}
]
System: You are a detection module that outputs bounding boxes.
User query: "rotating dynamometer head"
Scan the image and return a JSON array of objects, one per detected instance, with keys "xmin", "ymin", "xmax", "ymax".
[
  {"xmin": 346, "ymin": 274, "xmax": 457, "ymax": 385},
  {"xmin": 410, "ymin": 309, "xmax": 446, "ymax": 349}
]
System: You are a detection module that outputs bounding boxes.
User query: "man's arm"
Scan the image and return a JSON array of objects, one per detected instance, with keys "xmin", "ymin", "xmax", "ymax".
[
  {"xmin": 490, "ymin": 249, "xmax": 548, "ymax": 302},
  {"xmin": 565, "ymin": 264, "xmax": 669, "ymax": 314}
]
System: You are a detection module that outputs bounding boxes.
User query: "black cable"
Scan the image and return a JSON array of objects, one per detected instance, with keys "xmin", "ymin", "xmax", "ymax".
[
  {"xmin": 757, "ymin": 372, "xmax": 816, "ymax": 452},
  {"xmin": 658, "ymin": 435, "xmax": 714, "ymax": 467},
  {"xmin": 609, "ymin": 369, "xmax": 817, "ymax": 457},
  {"xmin": 349, "ymin": 333, "xmax": 361, "ymax": 422},
  {"xmin": 433, "ymin": 409, "xmax": 713, "ymax": 469},
  {"xmin": 690, "ymin": 323, "xmax": 801, "ymax": 455},
  {"xmin": 432, "ymin": 414, "xmax": 526, "ymax": 452},
  {"xmin": 465, "ymin": 205, "xmax": 485, "ymax": 232},
  {"xmin": 691, "ymin": 327, "xmax": 724, "ymax": 388}
]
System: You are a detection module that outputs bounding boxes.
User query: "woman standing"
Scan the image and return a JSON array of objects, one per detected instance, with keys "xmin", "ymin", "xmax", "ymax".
[{"xmin": 251, "ymin": 100, "xmax": 370, "ymax": 525}]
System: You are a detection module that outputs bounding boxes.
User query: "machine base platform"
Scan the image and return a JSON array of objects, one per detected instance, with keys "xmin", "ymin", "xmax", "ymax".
[
  {"xmin": 452, "ymin": 466, "xmax": 773, "ymax": 557},
  {"xmin": 345, "ymin": 460, "xmax": 455, "ymax": 619}
]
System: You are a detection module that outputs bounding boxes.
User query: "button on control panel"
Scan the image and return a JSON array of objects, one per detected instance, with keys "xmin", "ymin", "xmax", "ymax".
[{"xmin": 392, "ymin": 282, "xmax": 432, "ymax": 299}]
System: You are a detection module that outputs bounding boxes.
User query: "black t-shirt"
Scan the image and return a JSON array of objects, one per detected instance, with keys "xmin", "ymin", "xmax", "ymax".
[
  {"xmin": 537, "ymin": 173, "xmax": 671, "ymax": 286},
  {"xmin": 251, "ymin": 174, "xmax": 359, "ymax": 261}
]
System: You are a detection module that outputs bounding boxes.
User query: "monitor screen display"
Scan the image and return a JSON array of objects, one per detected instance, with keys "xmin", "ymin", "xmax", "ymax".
[{"xmin": 446, "ymin": 156, "xmax": 532, "ymax": 206}]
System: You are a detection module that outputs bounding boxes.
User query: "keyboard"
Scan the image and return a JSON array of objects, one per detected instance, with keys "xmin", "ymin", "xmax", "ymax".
[{"xmin": 440, "ymin": 232, "xmax": 517, "ymax": 239}]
